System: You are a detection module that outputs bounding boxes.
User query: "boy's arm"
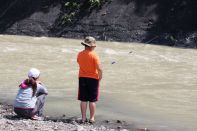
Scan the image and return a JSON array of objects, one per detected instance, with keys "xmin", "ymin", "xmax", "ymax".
[{"xmin": 97, "ymin": 64, "xmax": 103, "ymax": 80}]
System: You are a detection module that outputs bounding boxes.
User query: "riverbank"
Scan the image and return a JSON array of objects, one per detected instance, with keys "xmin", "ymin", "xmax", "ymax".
[
  {"xmin": 0, "ymin": 102, "xmax": 149, "ymax": 131},
  {"xmin": 0, "ymin": 0, "xmax": 197, "ymax": 48}
]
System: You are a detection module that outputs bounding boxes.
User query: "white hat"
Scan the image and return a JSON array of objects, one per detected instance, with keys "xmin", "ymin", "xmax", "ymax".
[{"xmin": 28, "ymin": 68, "xmax": 40, "ymax": 78}]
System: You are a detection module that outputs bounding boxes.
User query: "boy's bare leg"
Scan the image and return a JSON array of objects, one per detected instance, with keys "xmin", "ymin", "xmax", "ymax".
[
  {"xmin": 80, "ymin": 101, "xmax": 87, "ymax": 121},
  {"xmin": 89, "ymin": 102, "xmax": 96, "ymax": 121}
]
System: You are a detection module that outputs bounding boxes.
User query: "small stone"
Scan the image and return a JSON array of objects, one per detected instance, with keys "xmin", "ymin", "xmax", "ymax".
[
  {"xmin": 101, "ymin": 11, "xmax": 107, "ymax": 16},
  {"xmin": 6, "ymin": 121, "xmax": 14, "ymax": 125},
  {"xmin": 100, "ymin": 125, "xmax": 106, "ymax": 130},
  {"xmin": 111, "ymin": 61, "xmax": 116, "ymax": 64},
  {"xmin": 22, "ymin": 121, "xmax": 29, "ymax": 126},
  {"xmin": 71, "ymin": 120, "xmax": 78, "ymax": 125},
  {"xmin": 117, "ymin": 126, "xmax": 122, "ymax": 129},
  {"xmin": 116, "ymin": 120, "xmax": 122, "ymax": 123},
  {"xmin": 53, "ymin": 125, "xmax": 59, "ymax": 130},
  {"xmin": 104, "ymin": 120, "xmax": 110, "ymax": 123},
  {"xmin": 77, "ymin": 125, "xmax": 84, "ymax": 131}
]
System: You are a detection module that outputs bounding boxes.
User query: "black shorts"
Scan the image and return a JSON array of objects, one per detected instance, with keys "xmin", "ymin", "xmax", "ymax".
[{"xmin": 78, "ymin": 77, "xmax": 99, "ymax": 102}]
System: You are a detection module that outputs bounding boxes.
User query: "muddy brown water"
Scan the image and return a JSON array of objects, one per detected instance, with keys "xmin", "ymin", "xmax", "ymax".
[{"xmin": 0, "ymin": 35, "xmax": 197, "ymax": 131}]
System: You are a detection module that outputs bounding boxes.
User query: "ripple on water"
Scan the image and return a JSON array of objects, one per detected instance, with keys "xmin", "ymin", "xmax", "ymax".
[
  {"xmin": 104, "ymin": 48, "xmax": 130, "ymax": 56},
  {"xmin": 3, "ymin": 47, "xmax": 18, "ymax": 52},
  {"xmin": 33, "ymin": 37, "xmax": 47, "ymax": 40},
  {"xmin": 105, "ymin": 48, "xmax": 118, "ymax": 55},
  {"xmin": 61, "ymin": 48, "xmax": 74, "ymax": 53}
]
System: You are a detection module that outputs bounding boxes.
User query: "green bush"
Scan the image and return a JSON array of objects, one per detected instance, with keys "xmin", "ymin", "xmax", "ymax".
[
  {"xmin": 61, "ymin": 0, "xmax": 107, "ymax": 25},
  {"xmin": 89, "ymin": 0, "xmax": 101, "ymax": 7},
  {"xmin": 64, "ymin": 2, "xmax": 79, "ymax": 9},
  {"xmin": 61, "ymin": 12, "xmax": 76, "ymax": 25}
]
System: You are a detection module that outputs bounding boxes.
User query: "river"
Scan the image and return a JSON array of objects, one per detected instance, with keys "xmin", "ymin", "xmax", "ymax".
[{"xmin": 0, "ymin": 35, "xmax": 197, "ymax": 131}]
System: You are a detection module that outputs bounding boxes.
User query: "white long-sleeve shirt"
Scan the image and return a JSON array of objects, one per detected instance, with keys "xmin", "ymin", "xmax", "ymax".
[{"xmin": 14, "ymin": 83, "xmax": 48, "ymax": 109}]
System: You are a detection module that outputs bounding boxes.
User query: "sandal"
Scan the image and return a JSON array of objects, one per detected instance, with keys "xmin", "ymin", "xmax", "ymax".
[
  {"xmin": 89, "ymin": 119, "xmax": 95, "ymax": 124},
  {"xmin": 79, "ymin": 119, "xmax": 88, "ymax": 124},
  {"xmin": 31, "ymin": 115, "xmax": 44, "ymax": 121}
]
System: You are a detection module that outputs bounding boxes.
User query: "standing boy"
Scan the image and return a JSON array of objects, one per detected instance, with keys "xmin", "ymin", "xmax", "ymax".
[{"xmin": 77, "ymin": 36, "xmax": 103, "ymax": 123}]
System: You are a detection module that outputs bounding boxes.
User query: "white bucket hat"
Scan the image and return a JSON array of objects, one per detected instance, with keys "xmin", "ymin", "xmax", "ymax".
[{"xmin": 28, "ymin": 68, "xmax": 40, "ymax": 78}]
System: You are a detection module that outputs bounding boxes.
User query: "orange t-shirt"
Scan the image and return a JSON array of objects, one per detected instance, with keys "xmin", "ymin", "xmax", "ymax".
[{"xmin": 77, "ymin": 50, "xmax": 100, "ymax": 80}]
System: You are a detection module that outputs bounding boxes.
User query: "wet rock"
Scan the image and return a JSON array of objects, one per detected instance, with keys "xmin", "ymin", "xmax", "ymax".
[
  {"xmin": 104, "ymin": 120, "xmax": 110, "ymax": 123},
  {"xmin": 116, "ymin": 120, "xmax": 122, "ymax": 124}
]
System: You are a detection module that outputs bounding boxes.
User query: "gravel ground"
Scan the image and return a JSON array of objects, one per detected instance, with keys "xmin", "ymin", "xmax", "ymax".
[{"xmin": 0, "ymin": 103, "xmax": 141, "ymax": 131}]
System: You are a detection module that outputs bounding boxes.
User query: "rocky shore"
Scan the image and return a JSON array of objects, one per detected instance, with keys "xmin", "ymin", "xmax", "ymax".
[{"xmin": 0, "ymin": 103, "xmax": 149, "ymax": 131}]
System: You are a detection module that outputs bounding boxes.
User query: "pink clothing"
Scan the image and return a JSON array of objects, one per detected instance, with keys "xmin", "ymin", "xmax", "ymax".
[{"xmin": 19, "ymin": 80, "xmax": 28, "ymax": 89}]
